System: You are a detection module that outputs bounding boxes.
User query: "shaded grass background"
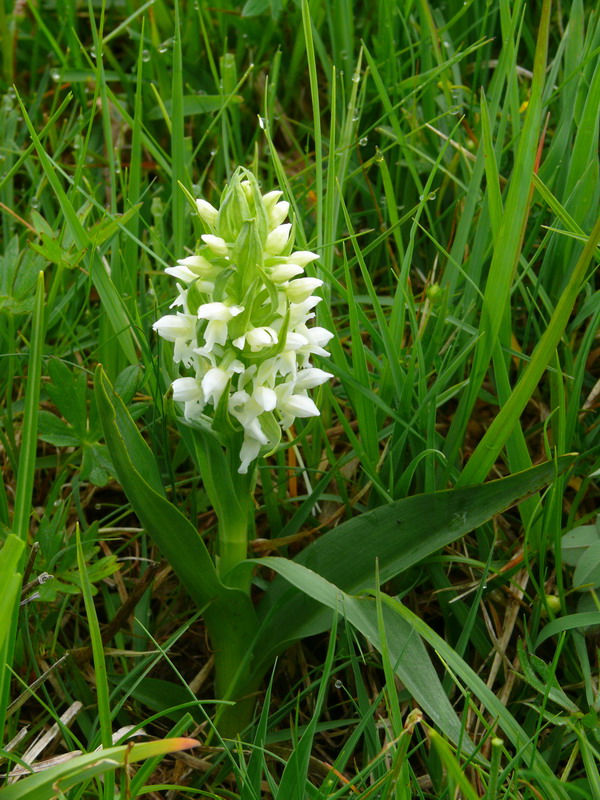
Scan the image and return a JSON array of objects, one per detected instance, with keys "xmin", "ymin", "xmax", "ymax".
[{"xmin": 0, "ymin": 0, "xmax": 599, "ymax": 796}]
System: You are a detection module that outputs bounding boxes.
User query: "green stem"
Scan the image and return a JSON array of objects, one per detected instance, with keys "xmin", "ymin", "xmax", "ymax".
[{"xmin": 191, "ymin": 428, "xmax": 256, "ymax": 592}]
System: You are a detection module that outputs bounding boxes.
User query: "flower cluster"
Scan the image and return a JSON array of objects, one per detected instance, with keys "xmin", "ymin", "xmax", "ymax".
[{"xmin": 154, "ymin": 168, "xmax": 333, "ymax": 474}]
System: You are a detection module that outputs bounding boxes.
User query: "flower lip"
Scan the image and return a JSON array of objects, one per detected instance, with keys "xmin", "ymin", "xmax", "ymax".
[{"xmin": 197, "ymin": 302, "xmax": 244, "ymax": 321}]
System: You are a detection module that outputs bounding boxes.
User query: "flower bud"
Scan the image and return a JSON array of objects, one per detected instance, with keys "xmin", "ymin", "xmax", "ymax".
[
  {"xmin": 269, "ymin": 201, "xmax": 290, "ymax": 228},
  {"xmin": 285, "ymin": 277, "xmax": 323, "ymax": 303},
  {"xmin": 201, "ymin": 234, "xmax": 229, "ymax": 257},
  {"xmin": 196, "ymin": 199, "xmax": 219, "ymax": 228},
  {"xmin": 265, "ymin": 223, "xmax": 292, "ymax": 255}
]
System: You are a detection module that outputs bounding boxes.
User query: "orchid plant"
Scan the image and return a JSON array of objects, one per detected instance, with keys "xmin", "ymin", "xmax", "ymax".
[
  {"xmin": 94, "ymin": 167, "xmax": 569, "ymax": 742},
  {"xmin": 152, "ymin": 168, "xmax": 332, "ymax": 586}
]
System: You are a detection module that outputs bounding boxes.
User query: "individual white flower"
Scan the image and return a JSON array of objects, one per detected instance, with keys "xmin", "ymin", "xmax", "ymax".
[
  {"xmin": 285, "ymin": 277, "xmax": 324, "ymax": 303},
  {"xmin": 275, "ymin": 382, "xmax": 320, "ymax": 428},
  {"xmin": 267, "ymin": 263, "xmax": 304, "ymax": 282},
  {"xmin": 172, "ymin": 376, "xmax": 203, "ymax": 402},
  {"xmin": 197, "ymin": 302, "xmax": 244, "ymax": 321},
  {"xmin": 289, "ymin": 250, "xmax": 319, "ymax": 266},
  {"xmin": 252, "ymin": 385, "xmax": 277, "ymax": 412},
  {"xmin": 294, "ymin": 368, "xmax": 334, "ymax": 391},
  {"xmin": 239, "ymin": 431, "xmax": 266, "ymax": 474},
  {"xmin": 265, "ymin": 223, "xmax": 291, "ymax": 255},
  {"xmin": 288, "ymin": 296, "xmax": 322, "ymax": 327},
  {"xmin": 196, "ymin": 199, "xmax": 219, "ymax": 227},
  {"xmin": 165, "ymin": 265, "xmax": 214, "ymax": 290},
  {"xmin": 197, "ymin": 303, "xmax": 244, "ymax": 351},
  {"xmin": 153, "ymin": 313, "xmax": 196, "ymax": 342},
  {"xmin": 269, "ymin": 201, "xmax": 290, "ymax": 228},
  {"xmin": 178, "ymin": 254, "xmax": 222, "ymax": 279},
  {"xmin": 261, "ymin": 190, "xmax": 283, "ymax": 212},
  {"xmin": 296, "ymin": 326, "xmax": 335, "ymax": 362},
  {"xmin": 245, "ymin": 326, "xmax": 278, "ymax": 352},
  {"xmin": 153, "ymin": 313, "xmax": 197, "ymax": 365},
  {"xmin": 202, "ymin": 367, "xmax": 231, "ymax": 407},
  {"xmin": 172, "ymin": 377, "xmax": 205, "ymax": 421},
  {"xmin": 201, "ymin": 234, "xmax": 229, "ymax": 257}
]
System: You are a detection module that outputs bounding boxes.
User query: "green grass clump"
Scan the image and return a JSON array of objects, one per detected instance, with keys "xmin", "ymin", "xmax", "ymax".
[{"xmin": 1, "ymin": 0, "xmax": 599, "ymax": 797}]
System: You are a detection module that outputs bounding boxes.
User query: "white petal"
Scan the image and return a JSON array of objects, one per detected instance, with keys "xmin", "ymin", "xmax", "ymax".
[
  {"xmin": 178, "ymin": 254, "xmax": 219, "ymax": 277},
  {"xmin": 268, "ymin": 263, "xmax": 304, "ymax": 282},
  {"xmin": 261, "ymin": 190, "xmax": 283, "ymax": 211},
  {"xmin": 164, "ymin": 265, "xmax": 197, "ymax": 282},
  {"xmin": 284, "ymin": 394, "xmax": 320, "ymax": 418},
  {"xmin": 294, "ymin": 368, "xmax": 333, "ymax": 391},
  {"xmin": 284, "ymin": 332, "xmax": 309, "ymax": 350},
  {"xmin": 285, "ymin": 277, "xmax": 324, "ymax": 303},
  {"xmin": 306, "ymin": 326, "xmax": 334, "ymax": 347},
  {"xmin": 203, "ymin": 319, "xmax": 228, "ymax": 349},
  {"xmin": 153, "ymin": 314, "xmax": 196, "ymax": 342},
  {"xmin": 202, "ymin": 368, "xmax": 229, "ymax": 406},
  {"xmin": 172, "ymin": 377, "xmax": 203, "ymax": 402},
  {"xmin": 265, "ymin": 223, "xmax": 292, "ymax": 255},
  {"xmin": 197, "ymin": 302, "xmax": 244, "ymax": 321},
  {"xmin": 238, "ymin": 433, "xmax": 263, "ymax": 474},
  {"xmin": 201, "ymin": 234, "xmax": 229, "ymax": 256},
  {"xmin": 290, "ymin": 250, "xmax": 319, "ymax": 266},
  {"xmin": 196, "ymin": 199, "xmax": 219, "ymax": 227},
  {"xmin": 253, "ymin": 386, "xmax": 277, "ymax": 412},
  {"xmin": 269, "ymin": 201, "xmax": 290, "ymax": 229},
  {"xmin": 246, "ymin": 326, "xmax": 278, "ymax": 351}
]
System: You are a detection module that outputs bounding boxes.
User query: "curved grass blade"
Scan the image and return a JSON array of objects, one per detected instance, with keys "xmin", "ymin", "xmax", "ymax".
[{"xmin": 0, "ymin": 738, "xmax": 199, "ymax": 800}]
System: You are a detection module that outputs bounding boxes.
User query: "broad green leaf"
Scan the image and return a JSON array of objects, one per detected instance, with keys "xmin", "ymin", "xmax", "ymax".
[
  {"xmin": 36, "ymin": 411, "xmax": 80, "ymax": 448},
  {"xmin": 535, "ymin": 613, "xmax": 600, "ymax": 651},
  {"xmin": 573, "ymin": 540, "xmax": 600, "ymax": 591},
  {"xmin": 381, "ymin": 599, "xmax": 571, "ymax": 800},
  {"xmin": 254, "ymin": 557, "xmax": 471, "ymax": 750},
  {"xmin": 0, "ymin": 738, "xmax": 199, "ymax": 800},
  {"xmin": 94, "ymin": 367, "xmax": 259, "ymax": 721},
  {"xmin": 562, "ymin": 523, "xmax": 600, "ymax": 567},
  {"xmin": 94, "ymin": 366, "xmax": 222, "ymax": 607},
  {"xmin": 255, "ymin": 457, "xmax": 574, "ymax": 661}
]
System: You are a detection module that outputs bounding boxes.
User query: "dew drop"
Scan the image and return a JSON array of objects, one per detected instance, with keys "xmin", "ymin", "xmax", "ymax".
[
  {"xmin": 51, "ymin": 69, "xmax": 61, "ymax": 81},
  {"xmin": 351, "ymin": 72, "xmax": 360, "ymax": 84},
  {"xmin": 334, "ymin": 680, "xmax": 343, "ymax": 688},
  {"xmin": 358, "ymin": 136, "xmax": 368, "ymax": 146},
  {"xmin": 142, "ymin": 49, "xmax": 151, "ymax": 62},
  {"xmin": 30, "ymin": 196, "xmax": 40, "ymax": 209},
  {"xmin": 258, "ymin": 116, "xmax": 267, "ymax": 130}
]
